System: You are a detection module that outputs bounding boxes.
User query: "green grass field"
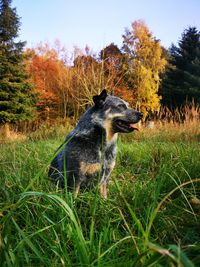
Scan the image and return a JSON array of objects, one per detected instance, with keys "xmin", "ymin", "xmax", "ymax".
[{"xmin": 0, "ymin": 123, "xmax": 200, "ymax": 266}]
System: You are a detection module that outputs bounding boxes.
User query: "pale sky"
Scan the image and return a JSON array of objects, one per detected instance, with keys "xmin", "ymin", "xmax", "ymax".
[{"xmin": 14, "ymin": 0, "xmax": 200, "ymax": 53}]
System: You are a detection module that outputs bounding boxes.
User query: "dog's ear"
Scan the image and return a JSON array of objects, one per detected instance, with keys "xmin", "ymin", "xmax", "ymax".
[{"xmin": 93, "ymin": 89, "xmax": 108, "ymax": 107}]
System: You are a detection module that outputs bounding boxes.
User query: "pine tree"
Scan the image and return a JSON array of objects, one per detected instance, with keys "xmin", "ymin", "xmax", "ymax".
[
  {"xmin": 160, "ymin": 27, "xmax": 200, "ymax": 108},
  {"xmin": 0, "ymin": 0, "xmax": 36, "ymax": 136}
]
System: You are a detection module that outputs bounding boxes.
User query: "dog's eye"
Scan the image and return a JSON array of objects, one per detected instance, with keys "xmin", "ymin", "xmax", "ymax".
[{"xmin": 118, "ymin": 104, "xmax": 127, "ymax": 110}]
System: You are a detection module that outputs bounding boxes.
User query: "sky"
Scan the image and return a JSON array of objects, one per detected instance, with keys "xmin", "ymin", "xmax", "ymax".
[{"xmin": 14, "ymin": 0, "xmax": 200, "ymax": 54}]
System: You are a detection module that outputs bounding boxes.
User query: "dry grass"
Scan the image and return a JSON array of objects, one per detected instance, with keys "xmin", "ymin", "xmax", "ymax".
[
  {"xmin": 144, "ymin": 120, "xmax": 199, "ymax": 141},
  {"xmin": 0, "ymin": 129, "xmax": 27, "ymax": 143}
]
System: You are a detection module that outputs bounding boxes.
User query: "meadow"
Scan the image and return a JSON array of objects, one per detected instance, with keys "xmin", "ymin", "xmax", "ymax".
[{"xmin": 0, "ymin": 122, "xmax": 200, "ymax": 267}]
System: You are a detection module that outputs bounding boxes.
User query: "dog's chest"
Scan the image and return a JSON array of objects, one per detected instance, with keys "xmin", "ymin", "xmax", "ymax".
[{"xmin": 99, "ymin": 134, "xmax": 118, "ymax": 162}]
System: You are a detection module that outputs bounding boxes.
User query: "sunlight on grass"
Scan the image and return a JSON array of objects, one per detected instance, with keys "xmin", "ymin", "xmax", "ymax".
[{"xmin": 0, "ymin": 124, "xmax": 200, "ymax": 266}]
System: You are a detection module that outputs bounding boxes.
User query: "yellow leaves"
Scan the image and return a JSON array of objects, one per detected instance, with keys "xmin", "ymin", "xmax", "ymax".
[
  {"xmin": 125, "ymin": 20, "xmax": 167, "ymax": 116},
  {"xmin": 133, "ymin": 64, "xmax": 161, "ymax": 116}
]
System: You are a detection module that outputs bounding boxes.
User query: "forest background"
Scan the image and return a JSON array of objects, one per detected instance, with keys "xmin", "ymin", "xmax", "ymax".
[{"xmin": 0, "ymin": 0, "xmax": 200, "ymax": 138}]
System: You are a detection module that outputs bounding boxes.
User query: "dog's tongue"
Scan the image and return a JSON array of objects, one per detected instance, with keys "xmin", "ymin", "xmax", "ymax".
[{"xmin": 129, "ymin": 123, "xmax": 139, "ymax": 131}]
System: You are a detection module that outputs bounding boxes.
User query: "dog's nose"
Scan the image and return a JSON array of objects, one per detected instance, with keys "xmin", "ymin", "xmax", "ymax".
[{"xmin": 137, "ymin": 112, "xmax": 143, "ymax": 119}]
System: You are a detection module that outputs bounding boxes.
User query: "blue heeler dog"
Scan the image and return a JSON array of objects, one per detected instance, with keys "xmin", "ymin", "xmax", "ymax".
[{"xmin": 48, "ymin": 89, "xmax": 143, "ymax": 198}]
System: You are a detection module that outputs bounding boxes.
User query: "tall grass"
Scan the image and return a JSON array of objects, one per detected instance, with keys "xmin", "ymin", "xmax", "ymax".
[{"xmin": 0, "ymin": 123, "xmax": 200, "ymax": 266}]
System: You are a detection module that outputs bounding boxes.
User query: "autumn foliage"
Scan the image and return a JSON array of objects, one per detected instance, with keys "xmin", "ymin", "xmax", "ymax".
[
  {"xmin": 122, "ymin": 20, "xmax": 167, "ymax": 115},
  {"xmin": 22, "ymin": 21, "xmax": 168, "ymax": 123},
  {"xmin": 23, "ymin": 21, "xmax": 168, "ymax": 123},
  {"xmin": 25, "ymin": 46, "xmax": 66, "ymax": 119}
]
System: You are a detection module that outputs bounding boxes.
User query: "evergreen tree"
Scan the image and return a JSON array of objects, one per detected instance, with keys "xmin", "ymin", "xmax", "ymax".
[
  {"xmin": 0, "ymin": 0, "xmax": 36, "ymax": 134},
  {"xmin": 160, "ymin": 27, "xmax": 200, "ymax": 108}
]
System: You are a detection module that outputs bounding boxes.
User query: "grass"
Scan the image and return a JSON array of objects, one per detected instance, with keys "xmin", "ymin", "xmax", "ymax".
[{"xmin": 0, "ymin": 122, "xmax": 200, "ymax": 266}]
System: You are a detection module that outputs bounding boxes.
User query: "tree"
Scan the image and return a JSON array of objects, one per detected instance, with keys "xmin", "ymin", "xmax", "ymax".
[
  {"xmin": 122, "ymin": 20, "xmax": 167, "ymax": 116},
  {"xmin": 0, "ymin": 0, "xmax": 36, "ymax": 137},
  {"xmin": 25, "ymin": 47, "xmax": 61, "ymax": 119},
  {"xmin": 71, "ymin": 46, "xmax": 128, "ymax": 117},
  {"xmin": 100, "ymin": 43, "xmax": 123, "ymax": 71},
  {"xmin": 100, "ymin": 43, "xmax": 134, "ymax": 104},
  {"xmin": 160, "ymin": 26, "xmax": 200, "ymax": 108},
  {"xmin": 25, "ymin": 43, "xmax": 75, "ymax": 120}
]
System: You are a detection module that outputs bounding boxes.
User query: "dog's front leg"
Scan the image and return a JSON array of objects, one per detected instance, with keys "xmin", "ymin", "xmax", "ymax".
[
  {"xmin": 100, "ymin": 160, "xmax": 115, "ymax": 199},
  {"xmin": 69, "ymin": 172, "xmax": 84, "ymax": 198},
  {"xmin": 100, "ymin": 180, "xmax": 107, "ymax": 199}
]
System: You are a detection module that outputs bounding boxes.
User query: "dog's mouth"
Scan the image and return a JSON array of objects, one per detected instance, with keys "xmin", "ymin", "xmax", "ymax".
[{"xmin": 114, "ymin": 119, "xmax": 139, "ymax": 133}]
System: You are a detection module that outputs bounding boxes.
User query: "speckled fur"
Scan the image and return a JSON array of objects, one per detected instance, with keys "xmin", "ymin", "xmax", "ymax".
[{"xmin": 48, "ymin": 90, "xmax": 143, "ymax": 198}]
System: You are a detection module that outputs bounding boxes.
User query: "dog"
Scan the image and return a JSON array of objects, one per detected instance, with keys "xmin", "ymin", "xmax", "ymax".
[{"xmin": 48, "ymin": 89, "xmax": 143, "ymax": 198}]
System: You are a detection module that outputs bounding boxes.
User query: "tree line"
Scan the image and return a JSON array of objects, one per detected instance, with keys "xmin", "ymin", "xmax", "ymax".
[{"xmin": 0, "ymin": 0, "xmax": 200, "ymax": 134}]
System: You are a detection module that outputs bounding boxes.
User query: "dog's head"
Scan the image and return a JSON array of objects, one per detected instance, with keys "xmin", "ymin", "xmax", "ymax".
[{"xmin": 93, "ymin": 89, "xmax": 143, "ymax": 134}]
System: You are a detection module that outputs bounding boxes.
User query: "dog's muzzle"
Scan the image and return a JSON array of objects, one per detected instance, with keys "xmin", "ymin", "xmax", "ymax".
[{"xmin": 113, "ymin": 110, "xmax": 143, "ymax": 133}]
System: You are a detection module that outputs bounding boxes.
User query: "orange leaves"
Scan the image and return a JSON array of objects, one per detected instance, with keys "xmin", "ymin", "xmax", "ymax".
[{"xmin": 24, "ymin": 44, "xmax": 69, "ymax": 118}]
